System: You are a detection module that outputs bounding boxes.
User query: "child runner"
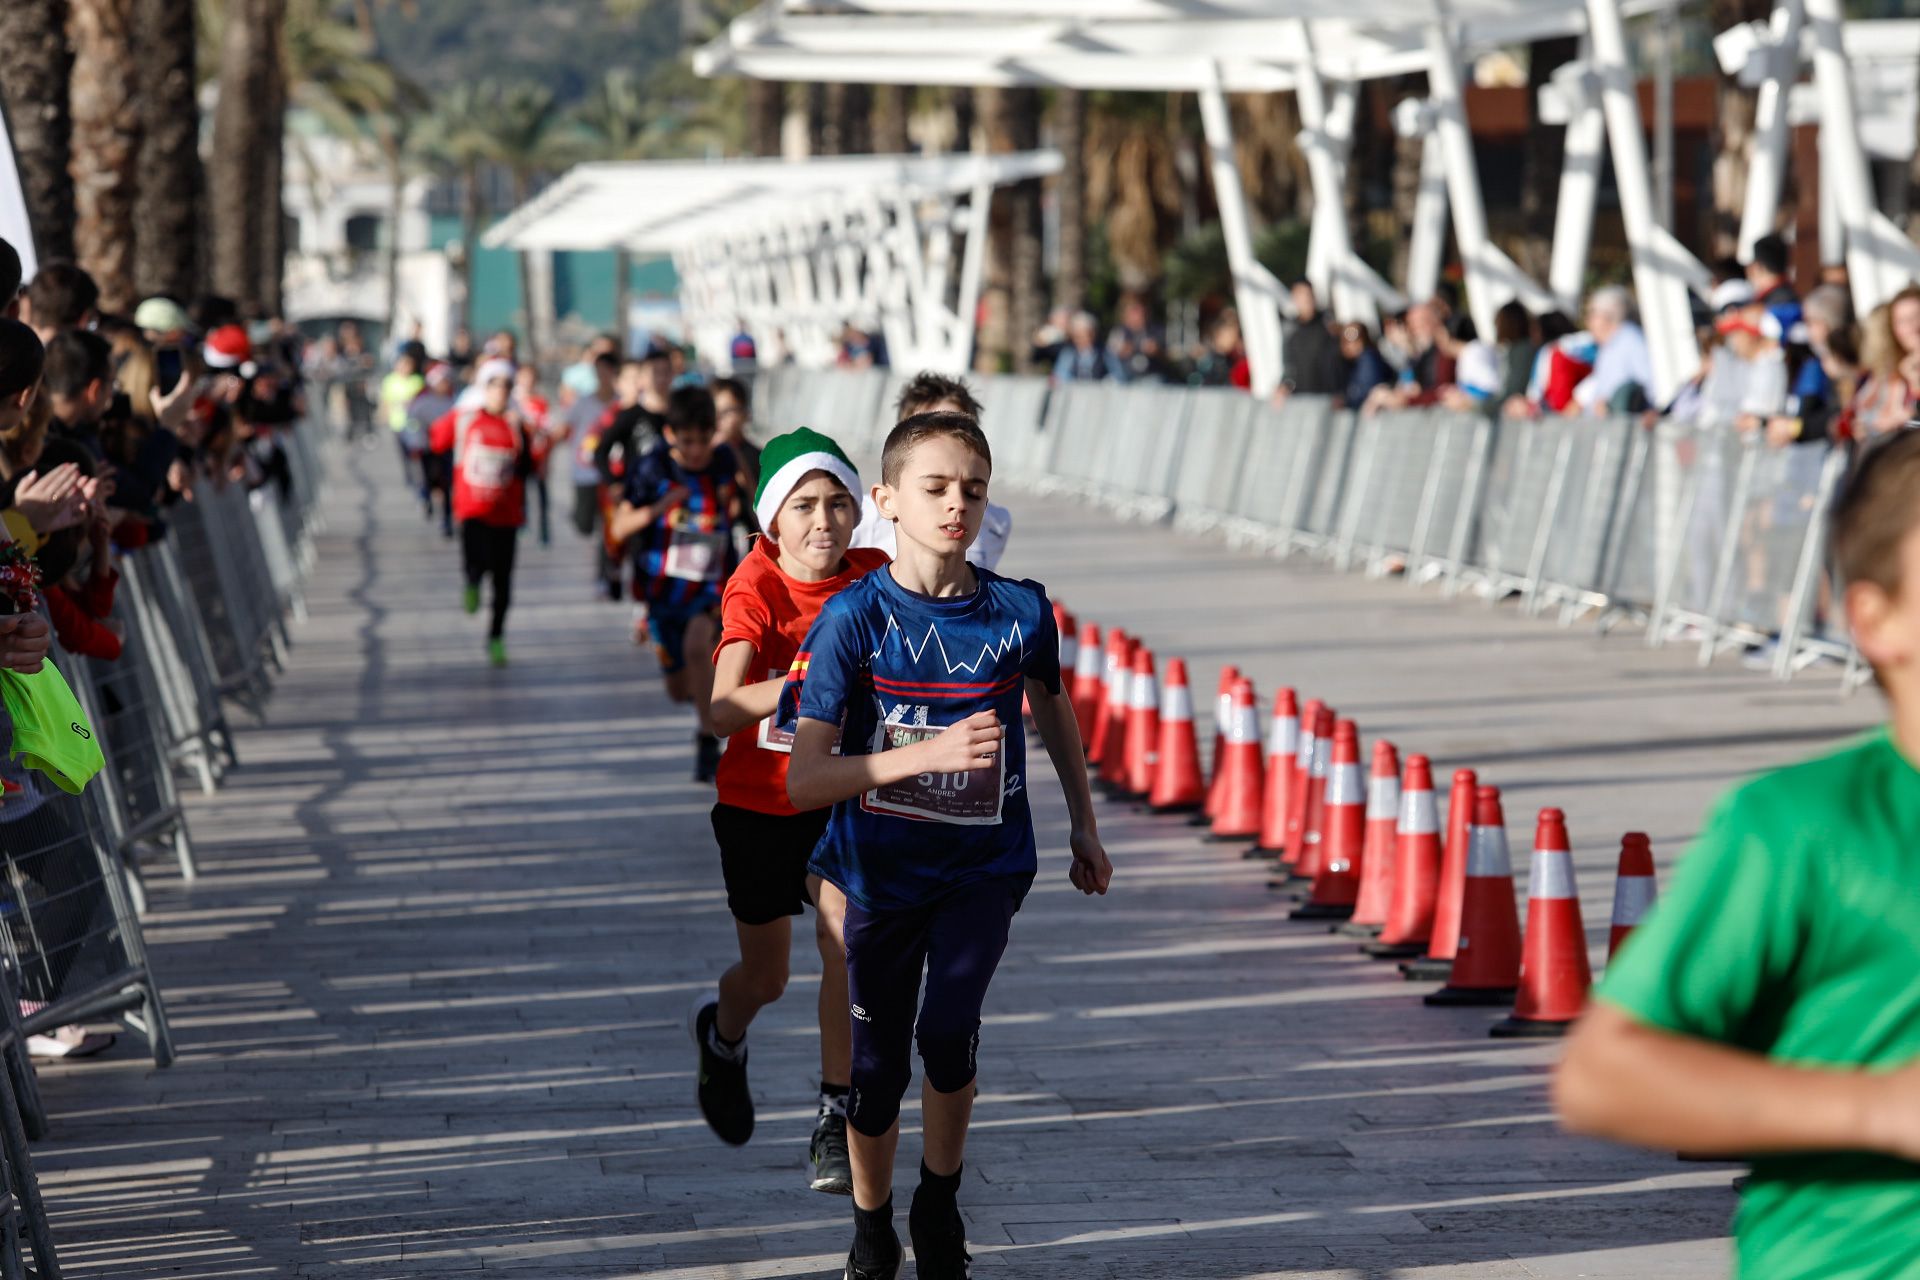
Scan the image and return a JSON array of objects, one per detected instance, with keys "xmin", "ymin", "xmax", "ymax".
[
  {"xmin": 408, "ymin": 363, "xmax": 459, "ymax": 531},
  {"xmin": 849, "ymin": 374, "xmax": 1015, "ymax": 572},
  {"xmin": 566, "ymin": 351, "xmax": 619, "ymax": 584},
  {"xmin": 428, "ymin": 359, "xmax": 530, "ymax": 666},
  {"xmin": 784, "ymin": 411, "xmax": 1112, "ymax": 1280},
  {"xmin": 599, "ymin": 352, "xmax": 668, "ymax": 620},
  {"xmin": 608, "ymin": 384, "xmax": 739, "ymax": 780},
  {"xmin": 1556, "ymin": 427, "xmax": 1920, "ymax": 1278},
  {"xmin": 689, "ymin": 428, "xmax": 890, "ymax": 1195},
  {"xmin": 512, "ymin": 364, "xmax": 555, "ymax": 546}
]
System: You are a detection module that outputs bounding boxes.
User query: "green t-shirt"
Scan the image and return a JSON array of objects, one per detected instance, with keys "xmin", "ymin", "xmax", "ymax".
[
  {"xmin": 1596, "ymin": 729, "xmax": 1920, "ymax": 1280},
  {"xmin": 380, "ymin": 372, "xmax": 425, "ymax": 433}
]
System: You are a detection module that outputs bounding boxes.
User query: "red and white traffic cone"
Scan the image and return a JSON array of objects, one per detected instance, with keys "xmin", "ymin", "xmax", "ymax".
[
  {"xmin": 1425, "ymin": 786, "xmax": 1522, "ymax": 1007},
  {"xmin": 1340, "ymin": 739, "xmax": 1401, "ymax": 936},
  {"xmin": 1492, "ymin": 807, "xmax": 1592, "ymax": 1037},
  {"xmin": 1200, "ymin": 664, "xmax": 1242, "ymax": 825},
  {"xmin": 1123, "ymin": 647, "xmax": 1161, "ymax": 799},
  {"xmin": 1043, "ymin": 603, "xmax": 1076, "ymax": 723},
  {"xmin": 1070, "ymin": 621, "xmax": 1103, "ymax": 743},
  {"xmin": 1246, "ymin": 687, "xmax": 1299, "ymax": 860},
  {"xmin": 1281, "ymin": 697, "xmax": 1326, "ymax": 871},
  {"xmin": 1607, "ymin": 832, "xmax": 1657, "ymax": 962},
  {"xmin": 1088, "ymin": 629, "xmax": 1129, "ymax": 772},
  {"xmin": 1293, "ymin": 706, "xmax": 1336, "ymax": 882},
  {"xmin": 1097, "ymin": 636, "xmax": 1137, "ymax": 792},
  {"xmin": 1149, "ymin": 658, "xmax": 1206, "ymax": 813},
  {"xmin": 1294, "ymin": 719, "xmax": 1365, "ymax": 919},
  {"xmin": 1208, "ymin": 678, "xmax": 1263, "ymax": 841},
  {"xmin": 1366, "ymin": 755, "xmax": 1441, "ymax": 959},
  {"xmin": 1402, "ymin": 767, "xmax": 1478, "ymax": 980}
]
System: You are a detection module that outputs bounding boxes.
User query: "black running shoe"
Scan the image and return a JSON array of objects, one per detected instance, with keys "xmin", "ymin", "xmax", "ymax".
[
  {"xmin": 694, "ymin": 733, "xmax": 722, "ymax": 783},
  {"xmin": 843, "ymin": 1234, "xmax": 901, "ymax": 1280},
  {"xmin": 909, "ymin": 1193, "xmax": 972, "ymax": 1280},
  {"xmin": 810, "ymin": 1111, "xmax": 853, "ymax": 1194},
  {"xmin": 687, "ymin": 996, "xmax": 753, "ymax": 1145}
]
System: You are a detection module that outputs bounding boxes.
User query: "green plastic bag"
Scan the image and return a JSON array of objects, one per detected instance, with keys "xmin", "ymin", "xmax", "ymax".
[{"xmin": 0, "ymin": 660, "xmax": 105, "ymax": 795}]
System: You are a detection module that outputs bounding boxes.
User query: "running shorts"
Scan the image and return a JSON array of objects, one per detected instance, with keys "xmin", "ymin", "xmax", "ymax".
[
  {"xmin": 647, "ymin": 593, "xmax": 720, "ymax": 675},
  {"xmin": 711, "ymin": 802, "xmax": 831, "ymax": 926}
]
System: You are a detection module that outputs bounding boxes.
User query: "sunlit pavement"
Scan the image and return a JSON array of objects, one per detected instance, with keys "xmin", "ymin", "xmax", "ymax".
[{"xmin": 26, "ymin": 442, "xmax": 1875, "ymax": 1277}]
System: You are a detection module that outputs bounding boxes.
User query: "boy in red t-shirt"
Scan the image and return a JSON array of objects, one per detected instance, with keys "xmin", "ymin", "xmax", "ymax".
[
  {"xmin": 690, "ymin": 428, "xmax": 888, "ymax": 1197},
  {"xmin": 429, "ymin": 360, "xmax": 532, "ymax": 666}
]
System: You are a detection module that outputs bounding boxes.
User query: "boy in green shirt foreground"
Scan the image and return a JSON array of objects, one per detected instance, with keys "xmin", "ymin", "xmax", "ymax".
[{"xmin": 1555, "ymin": 428, "xmax": 1920, "ymax": 1279}]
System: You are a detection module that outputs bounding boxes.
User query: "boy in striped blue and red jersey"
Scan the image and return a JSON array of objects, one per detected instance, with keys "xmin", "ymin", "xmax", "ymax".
[
  {"xmin": 610, "ymin": 383, "xmax": 741, "ymax": 780},
  {"xmin": 782, "ymin": 411, "xmax": 1112, "ymax": 1280}
]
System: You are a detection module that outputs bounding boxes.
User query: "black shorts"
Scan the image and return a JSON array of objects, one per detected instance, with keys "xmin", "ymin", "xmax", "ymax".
[{"xmin": 712, "ymin": 802, "xmax": 831, "ymax": 926}]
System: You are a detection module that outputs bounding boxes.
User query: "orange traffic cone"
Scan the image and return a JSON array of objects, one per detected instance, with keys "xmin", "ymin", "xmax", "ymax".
[
  {"xmin": 1425, "ymin": 786, "xmax": 1522, "ymax": 1006},
  {"xmin": 1366, "ymin": 755, "xmax": 1441, "ymax": 958},
  {"xmin": 1087, "ymin": 629, "xmax": 1129, "ymax": 770},
  {"xmin": 1123, "ymin": 647, "xmax": 1161, "ymax": 798},
  {"xmin": 1607, "ymin": 833, "xmax": 1657, "ymax": 962},
  {"xmin": 1294, "ymin": 720, "xmax": 1365, "ymax": 919},
  {"xmin": 1246, "ymin": 688, "xmax": 1299, "ymax": 860},
  {"xmin": 1402, "ymin": 767, "xmax": 1478, "ymax": 980},
  {"xmin": 1097, "ymin": 636, "xmax": 1137, "ymax": 792},
  {"xmin": 1207, "ymin": 678, "xmax": 1263, "ymax": 841},
  {"xmin": 1282, "ymin": 698, "xmax": 1326, "ymax": 868},
  {"xmin": 1045, "ymin": 603, "xmax": 1076, "ymax": 720},
  {"xmin": 1293, "ymin": 707, "xmax": 1336, "ymax": 881},
  {"xmin": 1340, "ymin": 740, "xmax": 1401, "ymax": 936},
  {"xmin": 1492, "ymin": 807, "xmax": 1592, "ymax": 1036},
  {"xmin": 1201, "ymin": 665, "xmax": 1242, "ymax": 824},
  {"xmin": 1149, "ymin": 658, "xmax": 1206, "ymax": 813},
  {"xmin": 1070, "ymin": 621, "xmax": 1103, "ymax": 742}
]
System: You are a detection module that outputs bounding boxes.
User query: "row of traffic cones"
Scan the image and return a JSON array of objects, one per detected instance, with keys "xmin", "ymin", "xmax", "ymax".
[{"xmin": 1052, "ymin": 600, "xmax": 1660, "ymax": 1039}]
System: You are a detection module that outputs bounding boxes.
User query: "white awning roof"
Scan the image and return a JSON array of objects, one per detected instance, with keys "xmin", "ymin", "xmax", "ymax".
[
  {"xmin": 481, "ymin": 151, "xmax": 1062, "ymax": 253},
  {"xmin": 696, "ymin": 1, "xmax": 1682, "ymax": 91}
]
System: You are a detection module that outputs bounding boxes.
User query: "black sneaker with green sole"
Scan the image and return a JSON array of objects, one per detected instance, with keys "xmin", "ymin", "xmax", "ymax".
[{"xmin": 810, "ymin": 1111, "xmax": 853, "ymax": 1194}]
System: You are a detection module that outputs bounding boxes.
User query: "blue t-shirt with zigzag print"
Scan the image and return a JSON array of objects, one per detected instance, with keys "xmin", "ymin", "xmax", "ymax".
[{"xmin": 784, "ymin": 565, "xmax": 1062, "ymax": 912}]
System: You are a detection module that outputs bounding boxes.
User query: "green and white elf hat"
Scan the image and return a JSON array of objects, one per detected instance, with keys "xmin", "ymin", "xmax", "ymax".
[{"xmin": 753, "ymin": 428, "xmax": 862, "ymax": 533}]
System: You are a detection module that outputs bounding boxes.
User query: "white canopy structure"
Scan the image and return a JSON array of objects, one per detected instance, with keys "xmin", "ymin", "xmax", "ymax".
[
  {"xmin": 695, "ymin": 0, "xmax": 1712, "ymax": 400},
  {"xmin": 483, "ymin": 151, "xmax": 1061, "ymax": 372}
]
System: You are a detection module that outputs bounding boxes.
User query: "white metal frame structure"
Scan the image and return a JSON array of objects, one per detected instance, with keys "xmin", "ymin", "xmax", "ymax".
[
  {"xmin": 696, "ymin": 0, "xmax": 1700, "ymax": 396},
  {"xmin": 482, "ymin": 152, "xmax": 1060, "ymax": 372}
]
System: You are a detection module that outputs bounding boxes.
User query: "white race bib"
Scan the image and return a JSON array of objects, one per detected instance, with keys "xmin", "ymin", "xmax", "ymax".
[
  {"xmin": 663, "ymin": 528, "xmax": 727, "ymax": 583},
  {"xmin": 862, "ymin": 720, "xmax": 1004, "ymax": 825},
  {"xmin": 461, "ymin": 441, "xmax": 516, "ymax": 492},
  {"xmin": 757, "ymin": 669, "xmax": 844, "ymax": 755}
]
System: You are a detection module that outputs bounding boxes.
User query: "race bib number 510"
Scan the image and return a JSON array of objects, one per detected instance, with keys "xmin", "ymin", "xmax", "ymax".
[{"xmin": 862, "ymin": 721, "xmax": 1004, "ymax": 825}]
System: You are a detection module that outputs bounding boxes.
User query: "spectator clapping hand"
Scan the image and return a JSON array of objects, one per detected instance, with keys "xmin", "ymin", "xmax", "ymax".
[{"xmin": 11, "ymin": 465, "xmax": 88, "ymax": 534}]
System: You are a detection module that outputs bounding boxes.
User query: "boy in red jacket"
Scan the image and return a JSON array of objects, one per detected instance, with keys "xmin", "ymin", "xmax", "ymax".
[{"xmin": 430, "ymin": 360, "xmax": 532, "ymax": 667}]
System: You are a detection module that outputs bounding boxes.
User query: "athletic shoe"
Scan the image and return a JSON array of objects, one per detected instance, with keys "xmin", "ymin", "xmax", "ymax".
[
  {"xmin": 687, "ymin": 995, "xmax": 753, "ymax": 1145},
  {"xmin": 810, "ymin": 1112, "xmax": 853, "ymax": 1195},
  {"xmin": 487, "ymin": 638, "xmax": 508, "ymax": 668},
  {"xmin": 842, "ymin": 1236, "xmax": 901, "ymax": 1280},
  {"xmin": 694, "ymin": 733, "xmax": 722, "ymax": 783},
  {"xmin": 462, "ymin": 585, "xmax": 480, "ymax": 615},
  {"xmin": 910, "ymin": 1193, "xmax": 972, "ymax": 1280}
]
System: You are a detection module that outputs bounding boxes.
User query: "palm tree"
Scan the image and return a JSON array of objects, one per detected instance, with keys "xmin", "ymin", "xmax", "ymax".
[
  {"xmin": 977, "ymin": 87, "xmax": 1043, "ymax": 371},
  {"xmin": 747, "ymin": 79, "xmax": 785, "ymax": 157},
  {"xmin": 420, "ymin": 83, "xmax": 497, "ymax": 337},
  {"xmin": 1052, "ymin": 88, "xmax": 1087, "ymax": 313},
  {"xmin": 68, "ymin": 0, "xmax": 141, "ymax": 312},
  {"xmin": 0, "ymin": 0, "xmax": 77, "ymax": 265},
  {"xmin": 480, "ymin": 81, "xmax": 560, "ymax": 355},
  {"xmin": 209, "ymin": 0, "xmax": 285, "ymax": 312},
  {"xmin": 133, "ymin": 0, "xmax": 203, "ymax": 300},
  {"xmin": 1084, "ymin": 91, "xmax": 1183, "ymax": 291},
  {"xmin": 873, "ymin": 84, "xmax": 910, "ymax": 156}
]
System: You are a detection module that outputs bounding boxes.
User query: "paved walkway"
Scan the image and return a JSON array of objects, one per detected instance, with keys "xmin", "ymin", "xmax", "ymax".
[{"xmin": 29, "ymin": 442, "xmax": 1876, "ymax": 1277}]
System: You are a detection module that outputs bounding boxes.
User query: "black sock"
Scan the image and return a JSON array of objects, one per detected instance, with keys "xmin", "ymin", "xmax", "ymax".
[
  {"xmin": 852, "ymin": 1197, "xmax": 898, "ymax": 1267},
  {"xmin": 915, "ymin": 1161, "xmax": 962, "ymax": 1209}
]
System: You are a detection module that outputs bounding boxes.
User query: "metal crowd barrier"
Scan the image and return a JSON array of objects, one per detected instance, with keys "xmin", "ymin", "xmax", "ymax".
[{"xmin": 750, "ymin": 368, "xmax": 1866, "ymax": 685}]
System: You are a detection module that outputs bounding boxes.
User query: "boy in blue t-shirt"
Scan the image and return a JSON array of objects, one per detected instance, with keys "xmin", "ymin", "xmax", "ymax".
[
  {"xmin": 784, "ymin": 411, "xmax": 1112, "ymax": 1280},
  {"xmin": 610, "ymin": 383, "xmax": 740, "ymax": 780}
]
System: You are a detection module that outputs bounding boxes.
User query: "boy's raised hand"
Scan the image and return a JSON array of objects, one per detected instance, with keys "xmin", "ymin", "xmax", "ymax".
[
  {"xmin": 923, "ymin": 711, "xmax": 1002, "ymax": 773},
  {"xmin": 1068, "ymin": 827, "xmax": 1112, "ymax": 896}
]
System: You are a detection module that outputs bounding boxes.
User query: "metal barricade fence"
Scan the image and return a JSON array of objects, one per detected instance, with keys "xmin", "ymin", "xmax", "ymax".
[
  {"xmin": 1531, "ymin": 415, "xmax": 1634, "ymax": 620},
  {"xmin": 0, "ymin": 738, "xmax": 174, "ymax": 1068},
  {"xmin": 121, "ymin": 540, "xmax": 238, "ymax": 790},
  {"xmin": 731, "ymin": 369, "xmax": 1868, "ymax": 684}
]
